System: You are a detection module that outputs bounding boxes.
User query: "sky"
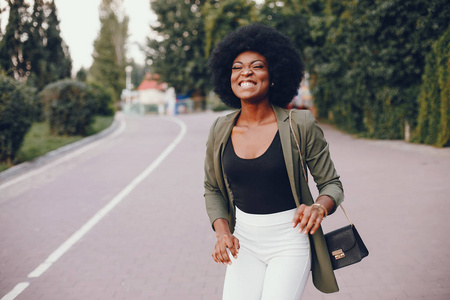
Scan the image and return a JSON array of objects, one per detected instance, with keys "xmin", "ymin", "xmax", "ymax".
[{"xmin": 0, "ymin": 0, "xmax": 156, "ymax": 74}]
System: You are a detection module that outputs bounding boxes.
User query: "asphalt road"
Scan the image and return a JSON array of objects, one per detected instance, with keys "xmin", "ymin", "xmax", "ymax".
[{"xmin": 1, "ymin": 111, "xmax": 449, "ymax": 300}]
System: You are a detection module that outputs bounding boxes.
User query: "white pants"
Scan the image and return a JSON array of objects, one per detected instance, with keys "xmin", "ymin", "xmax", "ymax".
[{"xmin": 223, "ymin": 208, "xmax": 311, "ymax": 300}]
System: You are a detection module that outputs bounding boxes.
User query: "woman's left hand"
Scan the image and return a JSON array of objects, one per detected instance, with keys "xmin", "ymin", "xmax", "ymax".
[{"xmin": 292, "ymin": 196, "xmax": 333, "ymax": 235}]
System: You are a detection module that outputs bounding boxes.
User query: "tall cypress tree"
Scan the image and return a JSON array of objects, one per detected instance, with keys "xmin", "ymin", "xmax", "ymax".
[
  {"xmin": 24, "ymin": 0, "xmax": 48, "ymax": 89},
  {"xmin": 89, "ymin": 0, "xmax": 128, "ymax": 101},
  {"xmin": 44, "ymin": 0, "xmax": 72, "ymax": 81},
  {"xmin": 0, "ymin": 0, "xmax": 31, "ymax": 81}
]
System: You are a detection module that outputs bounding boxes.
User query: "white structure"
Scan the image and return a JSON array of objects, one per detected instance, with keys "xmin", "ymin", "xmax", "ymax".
[{"xmin": 137, "ymin": 73, "xmax": 167, "ymax": 114}]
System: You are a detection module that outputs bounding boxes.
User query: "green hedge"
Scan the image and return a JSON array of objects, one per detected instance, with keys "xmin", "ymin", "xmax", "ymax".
[
  {"xmin": 40, "ymin": 79, "xmax": 98, "ymax": 136},
  {"xmin": 414, "ymin": 27, "xmax": 450, "ymax": 147},
  {"xmin": 305, "ymin": 0, "xmax": 449, "ymax": 140},
  {"xmin": 89, "ymin": 82, "xmax": 115, "ymax": 116},
  {"xmin": 0, "ymin": 76, "xmax": 35, "ymax": 164}
]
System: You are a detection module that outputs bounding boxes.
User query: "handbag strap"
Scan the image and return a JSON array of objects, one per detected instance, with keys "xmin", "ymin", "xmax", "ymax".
[{"xmin": 288, "ymin": 109, "xmax": 353, "ymax": 226}]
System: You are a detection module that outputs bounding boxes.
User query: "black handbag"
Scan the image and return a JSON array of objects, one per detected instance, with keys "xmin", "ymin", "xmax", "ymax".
[
  {"xmin": 324, "ymin": 223, "xmax": 369, "ymax": 269},
  {"xmin": 288, "ymin": 110, "xmax": 369, "ymax": 270}
]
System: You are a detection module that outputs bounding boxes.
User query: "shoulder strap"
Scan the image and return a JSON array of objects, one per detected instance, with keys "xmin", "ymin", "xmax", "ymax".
[{"xmin": 288, "ymin": 109, "xmax": 353, "ymax": 225}]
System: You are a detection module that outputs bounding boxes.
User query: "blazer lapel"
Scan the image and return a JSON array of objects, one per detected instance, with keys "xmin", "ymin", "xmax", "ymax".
[
  {"xmin": 273, "ymin": 105, "xmax": 301, "ymax": 207},
  {"xmin": 214, "ymin": 110, "xmax": 240, "ymax": 201}
]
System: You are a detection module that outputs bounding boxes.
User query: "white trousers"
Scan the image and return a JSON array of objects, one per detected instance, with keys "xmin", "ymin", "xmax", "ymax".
[{"xmin": 223, "ymin": 208, "xmax": 311, "ymax": 300}]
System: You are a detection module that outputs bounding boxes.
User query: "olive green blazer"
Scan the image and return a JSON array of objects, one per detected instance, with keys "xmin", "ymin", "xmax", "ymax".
[{"xmin": 204, "ymin": 105, "xmax": 344, "ymax": 293}]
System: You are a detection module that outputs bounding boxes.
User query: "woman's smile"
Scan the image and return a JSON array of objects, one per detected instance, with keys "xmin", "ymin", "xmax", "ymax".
[{"xmin": 231, "ymin": 51, "xmax": 270, "ymax": 103}]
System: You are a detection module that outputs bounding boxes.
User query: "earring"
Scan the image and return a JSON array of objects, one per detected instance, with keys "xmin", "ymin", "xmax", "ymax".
[{"xmin": 270, "ymin": 82, "xmax": 274, "ymax": 87}]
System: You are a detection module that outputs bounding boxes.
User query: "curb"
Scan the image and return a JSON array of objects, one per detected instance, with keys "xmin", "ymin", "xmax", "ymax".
[{"xmin": 0, "ymin": 113, "xmax": 121, "ymax": 182}]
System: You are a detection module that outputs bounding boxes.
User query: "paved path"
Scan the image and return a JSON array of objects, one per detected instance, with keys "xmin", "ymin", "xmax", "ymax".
[{"xmin": 0, "ymin": 111, "xmax": 449, "ymax": 300}]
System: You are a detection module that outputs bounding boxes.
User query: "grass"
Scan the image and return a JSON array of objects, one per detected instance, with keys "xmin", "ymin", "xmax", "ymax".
[{"xmin": 0, "ymin": 115, "xmax": 114, "ymax": 172}]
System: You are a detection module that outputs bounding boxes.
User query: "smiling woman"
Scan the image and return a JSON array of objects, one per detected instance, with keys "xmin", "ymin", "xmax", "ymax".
[
  {"xmin": 204, "ymin": 24, "xmax": 345, "ymax": 299},
  {"xmin": 231, "ymin": 51, "xmax": 270, "ymax": 104}
]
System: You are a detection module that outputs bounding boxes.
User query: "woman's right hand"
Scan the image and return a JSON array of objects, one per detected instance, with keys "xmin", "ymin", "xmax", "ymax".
[
  {"xmin": 212, "ymin": 233, "xmax": 240, "ymax": 265},
  {"xmin": 212, "ymin": 218, "xmax": 240, "ymax": 265}
]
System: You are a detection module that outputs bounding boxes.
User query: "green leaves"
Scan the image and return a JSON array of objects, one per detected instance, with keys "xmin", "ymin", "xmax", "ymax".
[
  {"xmin": 0, "ymin": 75, "xmax": 35, "ymax": 164},
  {"xmin": 307, "ymin": 0, "xmax": 449, "ymax": 140},
  {"xmin": 89, "ymin": 0, "xmax": 128, "ymax": 102}
]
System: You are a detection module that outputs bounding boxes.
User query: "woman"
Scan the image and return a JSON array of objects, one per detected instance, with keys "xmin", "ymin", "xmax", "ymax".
[{"xmin": 204, "ymin": 24, "xmax": 344, "ymax": 299}]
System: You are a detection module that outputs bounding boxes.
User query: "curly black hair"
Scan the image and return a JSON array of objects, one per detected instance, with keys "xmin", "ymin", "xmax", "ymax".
[{"xmin": 208, "ymin": 23, "xmax": 304, "ymax": 108}]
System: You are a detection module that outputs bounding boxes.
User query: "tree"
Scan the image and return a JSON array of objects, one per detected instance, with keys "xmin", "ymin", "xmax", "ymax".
[
  {"xmin": 203, "ymin": 0, "xmax": 259, "ymax": 56},
  {"xmin": 414, "ymin": 27, "xmax": 450, "ymax": 147},
  {"xmin": 76, "ymin": 67, "xmax": 88, "ymax": 82},
  {"xmin": 89, "ymin": 0, "xmax": 128, "ymax": 102},
  {"xmin": 0, "ymin": 75, "xmax": 35, "ymax": 164},
  {"xmin": 45, "ymin": 0, "xmax": 72, "ymax": 82},
  {"xmin": 129, "ymin": 59, "xmax": 146, "ymax": 89},
  {"xmin": 259, "ymin": 0, "xmax": 311, "ymax": 57},
  {"xmin": 306, "ymin": 0, "xmax": 450, "ymax": 139},
  {"xmin": 0, "ymin": 0, "xmax": 31, "ymax": 81},
  {"xmin": 148, "ymin": 0, "xmax": 210, "ymax": 95},
  {"xmin": 0, "ymin": 0, "xmax": 72, "ymax": 87},
  {"xmin": 24, "ymin": 0, "xmax": 48, "ymax": 89}
]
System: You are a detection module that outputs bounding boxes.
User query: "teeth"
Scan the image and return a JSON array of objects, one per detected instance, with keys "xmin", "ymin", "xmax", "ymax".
[{"xmin": 240, "ymin": 82, "xmax": 255, "ymax": 87}]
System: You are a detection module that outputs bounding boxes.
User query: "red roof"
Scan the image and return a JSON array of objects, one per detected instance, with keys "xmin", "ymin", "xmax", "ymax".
[{"xmin": 137, "ymin": 79, "xmax": 166, "ymax": 91}]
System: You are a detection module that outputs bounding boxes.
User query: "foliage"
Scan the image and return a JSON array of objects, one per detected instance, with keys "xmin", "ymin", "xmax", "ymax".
[
  {"xmin": 0, "ymin": 0, "xmax": 72, "ymax": 88},
  {"xmin": 39, "ymin": 79, "xmax": 98, "ymax": 136},
  {"xmin": 305, "ymin": 0, "xmax": 450, "ymax": 139},
  {"xmin": 89, "ymin": 0, "xmax": 128, "ymax": 102},
  {"xmin": 89, "ymin": 82, "xmax": 115, "ymax": 116},
  {"xmin": 0, "ymin": 0, "xmax": 31, "ymax": 80},
  {"xmin": 24, "ymin": 0, "xmax": 48, "ymax": 89},
  {"xmin": 0, "ymin": 115, "xmax": 114, "ymax": 171},
  {"xmin": 148, "ymin": 0, "xmax": 209, "ymax": 95},
  {"xmin": 129, "ymin": 59, "xmax": 146, "ymax": 89},
  {"xmin": 43, "ymin": 0, "xmax": 72, "ymax": 83},
  {"xmin": 148, "ymin": 0, "xmax": 261, "ymax": 95},
  {"xmin": 414, "ymin": 27, "xmax": 450, "ymax": 147},
  {"xmin": 145, "ymin": 0, "xmax": 449, "ymax": 143},
  {"xmin": 0, "ymin": 75, "xmax": 35, "ymax": 164},
  {"xmin": 203, "ymin": 0, "xmax": 259, "ymax": 56},
  {"xmin": 76, "ymin": 67, "xmax": 88, "ymax": 82},
  {"xmin": 259, "ymin": 0, "xmax": 311, "ymax": 57}
]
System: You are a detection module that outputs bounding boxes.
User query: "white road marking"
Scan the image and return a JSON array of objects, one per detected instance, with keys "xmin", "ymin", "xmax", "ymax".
[
  {"xmin": 1, "ymin": 116, "xmax": 187, "ymax": 299},
  {"xmin": 0, "ymin": 114, "xmax": 127, "ymax": 191},
  {"xmin": 1, "ymin": 283, "xmax": 30, "ymax": 300}
]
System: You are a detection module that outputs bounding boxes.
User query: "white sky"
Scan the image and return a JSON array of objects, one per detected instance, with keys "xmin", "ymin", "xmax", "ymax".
[
  {"xmin": 0, "ymin": 0, "xmax": 265, "ymax": 74},
  {"xmin": 0, "ymin": 0, "xmax": 156, "ymax": 73}
]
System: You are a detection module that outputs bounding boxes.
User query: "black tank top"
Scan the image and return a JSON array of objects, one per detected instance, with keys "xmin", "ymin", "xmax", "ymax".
[{"xmin": 223, "ymin": 131, "xmax": 297, "ymax": 214}]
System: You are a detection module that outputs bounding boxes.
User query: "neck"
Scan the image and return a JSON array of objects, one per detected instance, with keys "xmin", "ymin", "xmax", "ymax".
[{"xmin": 238, "ymin": 100, "xmax": 274, "ymax": 126}]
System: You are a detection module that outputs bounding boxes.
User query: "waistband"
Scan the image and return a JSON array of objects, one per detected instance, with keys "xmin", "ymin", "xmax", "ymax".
[{"xmin": 235, "ymin": 207, "xmax": 297, "ymax": 226}]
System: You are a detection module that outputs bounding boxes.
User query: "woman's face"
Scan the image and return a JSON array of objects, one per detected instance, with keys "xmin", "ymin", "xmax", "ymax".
[{"xmin": 231, "ymin": 51, "xmax": 270, "ymax": 104}]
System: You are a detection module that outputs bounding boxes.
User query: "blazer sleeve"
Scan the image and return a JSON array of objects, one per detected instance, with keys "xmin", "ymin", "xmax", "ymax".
[
  {"xmin": 304, "ymin": 111, "xmax": 344, "ymax": 214},
  {"xmin": 204, "ymin": 117, "xmax": 230, "ymax": 230}
]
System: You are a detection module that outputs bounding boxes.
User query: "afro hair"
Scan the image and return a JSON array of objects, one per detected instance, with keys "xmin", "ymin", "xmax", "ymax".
[{"xmin": 208, "ymin": 23, "xmax": 305, "ymax": 109}]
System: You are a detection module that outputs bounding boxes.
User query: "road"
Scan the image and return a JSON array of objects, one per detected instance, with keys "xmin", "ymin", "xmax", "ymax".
[{"xmin": 1, "ymin": 111, "xmax": 449, "ymax": 300}]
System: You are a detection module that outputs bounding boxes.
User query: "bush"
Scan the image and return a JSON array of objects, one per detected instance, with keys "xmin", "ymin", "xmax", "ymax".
[
  {"xmin": 306, "ymin": 0, "xmax": 450, "ymax": 140},
  {"xmin": 40, "ymin": 79, "xmax": 97, "ymax": 136},
  {"xmin": 88, "ymin": 82, "xmax": 115, "ymax": 116},
  {"xmin": 0, "ymin": 76, "xmax": 36, "ymax": 164},
  {"xmin": 414, "ymin": 27, "xmax": 450, "ymax": 147}
]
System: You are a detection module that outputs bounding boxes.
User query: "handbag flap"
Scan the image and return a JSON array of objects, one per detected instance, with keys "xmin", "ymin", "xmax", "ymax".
[{"xmin": 324, "ymin": 224, "xmax": 357, "ymax": 252}]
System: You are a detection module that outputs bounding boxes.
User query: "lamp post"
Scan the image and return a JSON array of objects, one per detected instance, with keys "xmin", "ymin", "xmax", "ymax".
[{"xmin": 125, "ymin": 65, "xmax": 132, "ymax": 104}]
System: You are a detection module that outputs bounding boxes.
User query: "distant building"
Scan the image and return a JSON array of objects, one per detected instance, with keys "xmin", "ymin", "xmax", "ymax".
[{"xmin": 137, "ymin": 73, "xmax": 167, "ymax": 114}]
